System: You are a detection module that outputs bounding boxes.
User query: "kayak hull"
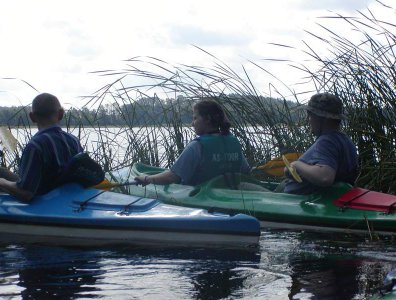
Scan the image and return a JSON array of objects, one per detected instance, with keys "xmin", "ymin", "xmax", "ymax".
[
  {"xmin": 0, "ymin": 223, "xmax": 258, "ymax": 247},
  {"xmin": 0, "ymin": 183, "xmax": 260, "ymax": 248},
  {"xmin": 118, "ymin": 163, "xmax": 396, "ymax": 235}
]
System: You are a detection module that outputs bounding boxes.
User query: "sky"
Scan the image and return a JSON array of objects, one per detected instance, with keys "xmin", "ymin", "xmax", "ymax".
[{"xmin": 0, "ymin": 0, "xmax": 393, "ymax": 108}]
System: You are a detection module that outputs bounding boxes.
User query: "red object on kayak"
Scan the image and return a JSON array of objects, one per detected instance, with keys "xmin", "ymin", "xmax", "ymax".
[{"xmin": 333, "ymin": 187, "xmax": 396, "ymax": 213}]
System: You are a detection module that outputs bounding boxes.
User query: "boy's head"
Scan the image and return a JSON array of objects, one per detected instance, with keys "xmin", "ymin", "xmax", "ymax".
[{"xmin": 30, "ymin": 93, "xmax": 64, "ymax": 124}]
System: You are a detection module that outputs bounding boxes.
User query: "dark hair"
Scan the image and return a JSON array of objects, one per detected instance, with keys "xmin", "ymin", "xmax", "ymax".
[
  {"xmin": 32, "ymin": 93, "xmax": 62, "ymax": 119},
  {"xmin": 193, "ymin": 99, "xmax": 231, "ymax": 135}
]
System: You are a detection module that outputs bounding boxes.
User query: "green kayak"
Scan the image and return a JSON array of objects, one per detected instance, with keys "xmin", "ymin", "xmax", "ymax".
[{"xmin": 110, "ymin": 162, "xmax": 396, "ymax": 235}]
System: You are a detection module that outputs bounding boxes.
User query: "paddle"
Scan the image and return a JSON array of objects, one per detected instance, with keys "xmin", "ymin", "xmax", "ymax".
[
  {"xmin": 254, "ymin": 152, "xmax": 302, "ymax": 177},
  {"xmin": 93, "ymin": 179, "xmax": 138, "ymax": 190},
  {"xmin": 282, "ymin": 154, "xmax": 303, "ymax": 183},
  {"xmin": 0, "ymin": 127, "xmax": 18, "ymax": 153}
]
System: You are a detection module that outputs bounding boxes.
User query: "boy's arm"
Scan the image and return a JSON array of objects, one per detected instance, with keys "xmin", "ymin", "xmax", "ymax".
[{"xmin": 0, "ymin": 178, "xmax": 34, "ymax": 202}]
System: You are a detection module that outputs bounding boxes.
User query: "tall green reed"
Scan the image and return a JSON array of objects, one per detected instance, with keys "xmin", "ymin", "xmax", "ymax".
[{"xmin": 87, "ymin": 54, "xmax": 309, "ymax": 182}]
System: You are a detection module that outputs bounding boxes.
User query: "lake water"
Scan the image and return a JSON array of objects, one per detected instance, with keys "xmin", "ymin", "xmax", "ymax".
[{"xmin": 1, "ymin": 229, "xmax": 395, "ymax": 299}]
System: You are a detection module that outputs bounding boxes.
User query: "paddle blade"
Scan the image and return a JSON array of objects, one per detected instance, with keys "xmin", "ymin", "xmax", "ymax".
[
  {"xmin": 92, "ymin": 179, "xmax": 137, "ymax": 190},
  {"xmin": 0, "ymin": 127, "xmax": 17, "ymax": 153},
  {"xmin": 92, "ymin": 179, "xmax": 116, "ymax": 190},
  {"xmin": 282, "ymin": 155, "xmax": 303, "ymax": 183},
  {"xmin": 256, "ymin": 153, "xmax": 302, "ymax": 177},
  {"xmin": 256, "ymin": 157, "xmax": 286, "ymax": 176}
]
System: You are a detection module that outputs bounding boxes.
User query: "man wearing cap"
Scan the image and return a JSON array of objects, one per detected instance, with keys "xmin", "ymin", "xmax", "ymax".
[{"xmin": 284, "ymin": 92, "xmax": 358, "ymax": 194}]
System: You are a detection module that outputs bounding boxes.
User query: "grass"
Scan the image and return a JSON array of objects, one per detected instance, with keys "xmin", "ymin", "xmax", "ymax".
[{"xmin": 87, "ymin": 55, "xmax": 310, "ymax": 182}]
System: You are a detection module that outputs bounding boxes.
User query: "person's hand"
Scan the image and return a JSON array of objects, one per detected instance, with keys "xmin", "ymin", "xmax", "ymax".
[
  {"xmin": 283, "ymin": 161, "xmax": 302, "ymax": 182},
  {"xmin": 283, "ymin": 166, "xmax": 291, "ymax": 179},
  {"xmin": 134, "ymin": 175, "xmax": 150, "ymax": 186},
  {"xmin": 286, "ymin": 161, "xmax": 303, "ymax": 183}
]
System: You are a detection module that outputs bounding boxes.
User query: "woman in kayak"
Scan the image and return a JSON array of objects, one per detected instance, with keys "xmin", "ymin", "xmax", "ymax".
[
  {"xmin": 135, "ymin": 99, "xmax": 250, "ymax": 186},
  {"xmin": 284, "ymin": 92, "xmax": 358, "ymax": 194}
]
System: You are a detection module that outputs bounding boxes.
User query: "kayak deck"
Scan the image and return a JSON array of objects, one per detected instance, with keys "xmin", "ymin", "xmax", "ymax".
[
  {"xmin": 334, "ymin": 187, "xmax": 396, "ymax": 213},
  {"xmin": 0, "ymin": 183, "xmax": 260, "ymax": 248}
]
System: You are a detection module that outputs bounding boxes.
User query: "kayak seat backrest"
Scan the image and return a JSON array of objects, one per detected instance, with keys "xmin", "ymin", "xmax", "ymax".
[
  {"xmin": 333, "ymin": 187, "xmax": 396, "ymax": 213},
  {"xmin": 72, "ymin": 191, "xmax": 159, "ymax": 212}
]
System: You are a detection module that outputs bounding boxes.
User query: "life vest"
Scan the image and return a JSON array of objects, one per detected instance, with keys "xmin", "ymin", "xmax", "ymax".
[{"xmin": 194, "ymin": 134, "xmax": 242, "ymax": 184}]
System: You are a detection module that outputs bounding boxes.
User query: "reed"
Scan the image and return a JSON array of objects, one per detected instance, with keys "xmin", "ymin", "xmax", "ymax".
[
  {"xmin": 290, "ymin": 4, "xmax": 396, "ymax": 193},
  {"xmin": 87, "ymin": 55, "xmax": 310, "ymax": 182}
]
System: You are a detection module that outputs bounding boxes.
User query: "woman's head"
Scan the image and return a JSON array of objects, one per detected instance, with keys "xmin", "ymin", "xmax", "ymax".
[{"xmin": 192, "ymin": 99, "xmax": 231, "ymax": 135}]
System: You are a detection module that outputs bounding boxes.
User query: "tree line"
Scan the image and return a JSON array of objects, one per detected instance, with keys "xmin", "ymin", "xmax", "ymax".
[{"xmin": 1, "ymin": 95, "xmax": 296, "ymax": 128}]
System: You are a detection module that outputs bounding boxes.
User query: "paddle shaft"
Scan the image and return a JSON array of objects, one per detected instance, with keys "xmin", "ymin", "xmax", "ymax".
[{"xmin": 93, "ymin": 180, "xmax": 138, "ymax": 189}]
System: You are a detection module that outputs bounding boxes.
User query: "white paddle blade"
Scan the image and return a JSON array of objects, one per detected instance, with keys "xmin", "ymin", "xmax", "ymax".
[
  {"xmin": 282, "ymin": 155, "xmax": 303, "ymax": 183},
  {"xmin": 0, "ymin": 127, "xmax": 18, "ymax": 153}
]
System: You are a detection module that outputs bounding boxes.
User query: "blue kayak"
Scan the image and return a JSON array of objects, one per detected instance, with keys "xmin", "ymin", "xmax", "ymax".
[{"xmin": 0, "ymin": 184, "xmax": 260, "ymax": 248}]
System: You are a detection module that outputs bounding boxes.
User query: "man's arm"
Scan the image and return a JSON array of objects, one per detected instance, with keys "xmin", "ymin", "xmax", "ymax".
[
  {"xmin": 0, "ymin": 178, "xmax": 34, "ymax": 202},
  {"xmin": 289, "ymin": 160, "xmax": 336, "ymax": 187}
]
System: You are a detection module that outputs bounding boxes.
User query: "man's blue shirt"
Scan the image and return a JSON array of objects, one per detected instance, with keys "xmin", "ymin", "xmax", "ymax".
[{"xmin": 284, "ymin": 131, "xmax": 358, "ymax": 194}]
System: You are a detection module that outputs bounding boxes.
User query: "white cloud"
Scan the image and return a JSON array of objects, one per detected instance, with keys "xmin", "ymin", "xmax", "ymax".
[
  {"xmin": 0, "ymin": 0, "xmax": 388, "ymax": 107},
  {"xmin": 169, "ymin": 26, "xmax": 252, "ymax": 46},
  {"xmin": 293, "ymin": 0, "xmax": 373, "ymax": 11}
]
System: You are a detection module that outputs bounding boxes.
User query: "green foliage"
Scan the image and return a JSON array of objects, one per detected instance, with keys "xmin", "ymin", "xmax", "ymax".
[{"xmin": 0, "ymin": 106, "xmax": 30, "ymax": 126}]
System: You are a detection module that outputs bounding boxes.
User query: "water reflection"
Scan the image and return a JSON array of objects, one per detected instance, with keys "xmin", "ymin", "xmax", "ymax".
[
  {"xmin": 99, "ymin": 247, "xmax": 262, "ymax": 299},
  {"xmin": 0, "ymin": 245, "xmax": 103, "ymax": 299},
  {"xmin": 281, "ymin": 230, "xmax": 396, "ymax": 300},
  {"xmin": 289, "ymin": 257, "xmax": 360, "ymax": 299},
  {"xmin": 179, "ymin": 251, "xmax": 260, "ymax": 299},
  {"xmin": 0, "ymin": 245, "xmax": 261, "ymax": 299},
  {"xmin": 1, "ymin": 230, "xmax": 396, "ymax": 299}
]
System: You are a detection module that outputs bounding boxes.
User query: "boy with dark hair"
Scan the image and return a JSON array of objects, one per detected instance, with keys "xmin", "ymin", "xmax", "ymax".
[{"xmin": 0, "ymin": 93, "xmax": 83, "ymax": 201}]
